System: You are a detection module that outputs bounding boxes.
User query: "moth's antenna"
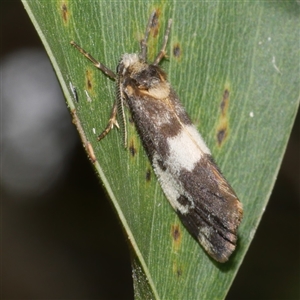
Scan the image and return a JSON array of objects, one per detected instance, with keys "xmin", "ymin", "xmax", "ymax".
[
  {"xmin": 153, "ymin": 18, "xmax": 172, "ymax": 65},
  {"xmin": 140, "ymin": 11, "xmax": 156, "ymax": 61}
]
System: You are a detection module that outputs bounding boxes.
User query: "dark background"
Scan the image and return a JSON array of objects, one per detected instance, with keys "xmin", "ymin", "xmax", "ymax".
[{"xmin": 1, "ymin": 1, "xmax": 299, "ymax": 299}]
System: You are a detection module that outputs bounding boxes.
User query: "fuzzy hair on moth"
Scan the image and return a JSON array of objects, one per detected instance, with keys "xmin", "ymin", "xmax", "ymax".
[{"xmin": 71, "ymin": 11, "xmax": 243, "ymax": 263}]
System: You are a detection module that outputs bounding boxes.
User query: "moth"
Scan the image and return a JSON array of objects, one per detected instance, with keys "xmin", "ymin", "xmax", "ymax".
[{"xmin": 71, "ymin": 11, "xmax": 243, "ymax": 263}]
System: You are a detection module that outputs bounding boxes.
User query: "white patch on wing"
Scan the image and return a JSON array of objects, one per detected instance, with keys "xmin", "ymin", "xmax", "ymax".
[
  {"xmin": 152, "ymin": 154, "xmax": 193, "ymax": 214},
  {"xmin": 166, "ymin": 125, "xmax": 211, "ymax": 172},
  {"xmin": 185, "ymin": 125, "xmax": 211, "ymax": 155}
]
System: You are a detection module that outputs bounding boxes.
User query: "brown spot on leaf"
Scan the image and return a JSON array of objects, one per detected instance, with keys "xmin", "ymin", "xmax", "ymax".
[
  {"xmin": 61, "ymin": 2, "xmax": 69, "ymax": 23},
  {"xmin": 85, "ymin": 69, "xmax": 93, "ymax": 90},
  {"xmin": 129, "ymin": 139, "xmax": 137, "ymax": 157},
  {"xmin": 172, "ymin": 261, "xmax": 184, "ymax": 278},
  {"xmin": 146, "ymin": 168, "xmax": 151, "ymax": 182},
  {"xmin": 171, "ymin": 224, "xmax": 182, "ymax": 251},
  {"xmin": 220, "ymin": 89, "xmax": 230, "ymax": 116},
  {"xmin": 172, "ymin": 225, "xmax": 180, "ymax": 241},
  {"xmin": 216, "ymin": 86, "xmax": 231, "ymax": 147},
  {"xmin": 217, "ymin": 127, "xmax": 227, "ymax": 146},
  {"xmin": 173, "ymin": 43, "xmax": 181, "ymax": 58}
]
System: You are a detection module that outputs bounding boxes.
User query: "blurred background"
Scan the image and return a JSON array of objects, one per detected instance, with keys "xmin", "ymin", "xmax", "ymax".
[{"xmin": 1, "ymin": 1, "xmax": 299, "ymax": 299}]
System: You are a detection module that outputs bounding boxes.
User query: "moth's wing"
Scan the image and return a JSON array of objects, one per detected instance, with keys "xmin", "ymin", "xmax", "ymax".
[
  {"xmin": 161, "ymin": 94, "xmax": 243, "ymax": 262},
  {"xmin": 177, "ymin": 157, "xmax": 243, "ymax": 262},
  {"xmin": 125, "ymin": 85, "xmax": 242, "ymax": 262},
  {"xmin": 152, "ymin": 132, "xmax": 243, "ymax": 262}
]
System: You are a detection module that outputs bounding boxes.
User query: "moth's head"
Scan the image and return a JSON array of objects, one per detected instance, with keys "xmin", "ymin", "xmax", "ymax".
[
  {"xmin": 117, "ymin": 53, "xmax": 143, "ymax": 76},
  {"xmin": 117, "ymin": 53, "xmax": 169, "ymax": 98}
]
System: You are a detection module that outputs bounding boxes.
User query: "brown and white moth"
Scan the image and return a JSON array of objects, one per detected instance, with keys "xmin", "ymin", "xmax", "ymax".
[{"xmin": 71, "ymin": 11, "xmax": 243, "ymax": 263}]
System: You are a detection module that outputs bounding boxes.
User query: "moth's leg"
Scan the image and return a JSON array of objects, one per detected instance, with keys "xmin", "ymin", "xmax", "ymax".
[
  {"xmin": 140, "ymin": 11, "xmax": 157, "ymax": 61},
  {"xmin": 71, "ymin": 41, "xmax": 116, "ymax": 80},
  {"xmin": 97, "ymin": 100, "xmax": 119, "ymax": 141},
  {"xmin": 153, "ymin": 19, "xmax": 172, "ymax": 65},
  {"xmin": 117, "ymin": 93, "xmax": 128, "ymax": 148}
]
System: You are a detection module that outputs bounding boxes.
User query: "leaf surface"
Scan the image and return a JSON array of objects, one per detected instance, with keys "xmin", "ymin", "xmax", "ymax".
[{"xmin": 22, "ymin": 1, "xmax": 299, "ymax": 298}]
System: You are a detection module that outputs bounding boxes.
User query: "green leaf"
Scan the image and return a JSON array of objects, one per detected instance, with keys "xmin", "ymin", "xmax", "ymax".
[{"xmin": 22, "ymin": 1, "xmax": 299, "ymax": 299}]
